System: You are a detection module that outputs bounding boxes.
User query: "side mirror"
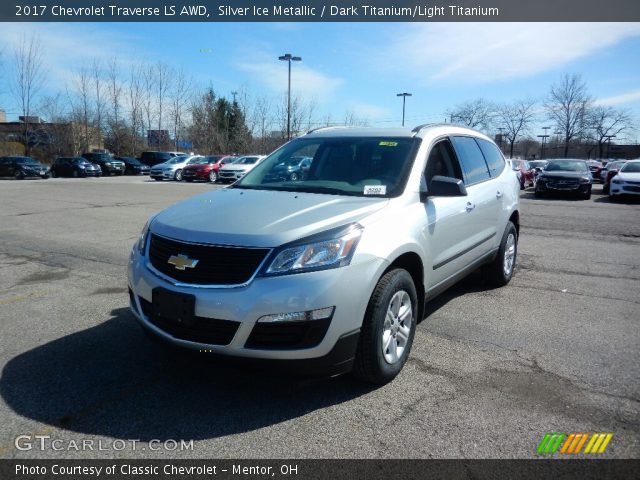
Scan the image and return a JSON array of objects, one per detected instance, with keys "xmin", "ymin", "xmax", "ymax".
[{"xmin": 427, "ymin": 175, "xmax": 468, "ymax": 197}]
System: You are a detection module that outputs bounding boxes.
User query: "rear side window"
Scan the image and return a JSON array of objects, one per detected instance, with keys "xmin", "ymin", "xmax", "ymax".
[
  {"xmin": 476, "ymin": 138, "xmax": 505, "ymax": 178},
  {"xmin": 451, "ymin": 136, "xmax": 491, "ymax": 185}
]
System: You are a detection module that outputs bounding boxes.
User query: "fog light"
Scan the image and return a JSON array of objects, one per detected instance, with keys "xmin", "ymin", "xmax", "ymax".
[{"xmin": 257, "ymin": 306, "xmax": 335, "ymax": 323}]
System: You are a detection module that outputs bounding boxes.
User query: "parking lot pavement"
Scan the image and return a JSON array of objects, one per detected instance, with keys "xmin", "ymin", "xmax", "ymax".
[{"xmin": 0, "ymin": 177, "xmax": 638, "ymax": 459}]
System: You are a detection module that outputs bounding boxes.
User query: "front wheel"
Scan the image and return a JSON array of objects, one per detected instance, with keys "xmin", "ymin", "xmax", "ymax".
[
  {"xmin": 208, "ymin": 170, "xmax": 218, "ymax": 182},
  {"xmin": 174, "ymin": 169, "xmax": 183, "ymax": 181},
  {"xmin": 483, "ymin": 221, "xmax": 518, "ymax": 287},
  {"xmin": 353, "ymin": 269, "xmax": 417, "ymax": 385},
  {"xmin": 289, "ymin": 172, "xmax": 299, "ymax": 181},
  {"xmin": 14, "ymin": 170, "xmax": 25, "ymax": 180}
]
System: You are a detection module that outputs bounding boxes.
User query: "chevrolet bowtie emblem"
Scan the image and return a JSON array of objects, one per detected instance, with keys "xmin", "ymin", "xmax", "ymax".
[{"xmin": 167, "ymin": 254, "xmax": 199, "ymax": 271}]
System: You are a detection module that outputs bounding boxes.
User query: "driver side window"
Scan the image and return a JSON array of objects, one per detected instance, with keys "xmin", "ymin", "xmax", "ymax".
[{"xmin": 423, "ymin": 139, "xmax": 463, "ymax": 189}]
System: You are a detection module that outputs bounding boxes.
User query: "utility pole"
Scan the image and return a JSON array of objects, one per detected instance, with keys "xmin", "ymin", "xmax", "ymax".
[
  {"xmin": 278, "ymin": 53, "xmax": 302, "ymax": 140},
  {"xmin": 396, "ymin": 92, "xmax": 412, "ymax": 127}
]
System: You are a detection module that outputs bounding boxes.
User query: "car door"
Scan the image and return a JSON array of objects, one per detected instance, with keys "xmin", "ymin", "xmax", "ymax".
[
  {"xmin": 421, "ymin": 138, "xmax": 480, "ymax": 288},
  {"xmin": 450, "ymin": 136, "xmax": 500, "ymax": 259}
]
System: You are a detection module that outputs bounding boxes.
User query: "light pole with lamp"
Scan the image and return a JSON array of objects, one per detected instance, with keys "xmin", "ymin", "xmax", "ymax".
[{"xmin": 279, "ymin": 53, "xmax": 302, "ymax": 140}]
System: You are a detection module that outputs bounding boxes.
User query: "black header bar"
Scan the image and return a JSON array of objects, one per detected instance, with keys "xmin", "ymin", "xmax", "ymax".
[{"xmin": 2, "ymin": 0, "xmax": 640, "ymax": 22}]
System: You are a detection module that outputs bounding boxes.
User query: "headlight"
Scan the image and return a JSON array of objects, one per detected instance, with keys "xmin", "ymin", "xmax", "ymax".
[
  {"xmin": 104, "ymin": 162, "xmax": 112, "ymax": 166},
  {"xmin": 137, "ymin": 217, "xmax": 153, "ymax": 255},
  {"xmin": 612, "ymin": 178, "xmax": 622, "ymax": 185},
  {"xmin": 263, "ymin": 224, "xmax": 363, "ymax": 276},
  {"xmin": 579, "ymin": 177, "xmax": 591, "ymax": 184},
  {"xmin": 78, "ymin": 165, "xmax": 86, "ymax": 169}
]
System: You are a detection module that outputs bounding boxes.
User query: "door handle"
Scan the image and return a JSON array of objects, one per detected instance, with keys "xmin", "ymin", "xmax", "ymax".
[
  {"xmin": 465, "ymin": 202, "xmax": 476, "ymax": 212},
  {"xmin": 496, "ymin": 190, "xmax": 503, "ymax": 199}
]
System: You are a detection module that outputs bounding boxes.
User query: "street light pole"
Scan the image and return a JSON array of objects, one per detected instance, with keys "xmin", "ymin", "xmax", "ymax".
[
  {"xmin": 397, "ymin": 92, "xmax": 412, "ymax": 127},
  {"xmin": 279, "ymin": 53, "xmax": 302, "ymax": 140}
]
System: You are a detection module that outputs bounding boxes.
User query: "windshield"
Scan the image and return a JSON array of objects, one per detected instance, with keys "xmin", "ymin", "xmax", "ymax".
[
  {"xmin": 529, "ymin": 161, "xmax": 547, "ymax": 168},
  {"xmin": 12, "ymin": 157, "xmax": 39, "ymax": 164},
  {"xmin": 234, "ymin": 136, "xmax": 419, "ymax": 198},
  {"xmin": 72, "ymin": 158, "xmax": 91, "ymax": 164},
  {"xmin": 544, "ymin": 160, "xmax": 588, "ymax": 173},
  {"xmin": 620, "ymin": 162, "xmax": 640, "ymax": 173},
  {"xmin": 189, "ymin": 157, "xmax": 210, "ymax": 164},
  {"xmin": 609, "ymin": 161, "xmax": 626, "ymax": 170},
  {"xmin": 235, "ymin": 156, "xmax": 261, "ymax": 165}
]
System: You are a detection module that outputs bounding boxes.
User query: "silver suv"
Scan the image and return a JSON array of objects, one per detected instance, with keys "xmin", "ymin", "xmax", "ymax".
[{"xmin": 128, "ymin": 125, "xmax": 520, "ymax": 384}]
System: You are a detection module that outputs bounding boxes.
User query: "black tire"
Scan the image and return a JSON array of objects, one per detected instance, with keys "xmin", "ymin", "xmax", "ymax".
[
  {"xmin": 582, "ymin": 188, "xmax": 592, "ymax": 200},
  {"xmin": 534, "ymin": 189, "xmax": 543, "ymax": 198},
  {"xmin": 290, "ymin": 172, "xmax": 299, "ymax": 181},
  {"xmin": 353, "ymin": 269, "xmax": 418, "ymax": 385},
  {"xmin": 174, "ymin": 169, "xmax": 183, "ymax": 181},
  {"xmin": 208, "ymin": 170, "xmax": 218, "ymax": 182},
  {"xmin": 185, "ymin": 178, "xmax": 193, "ymax": 182},
  {"xmin": 603, "ymin": 184, "xmax": 609, "ymax": 194},
  {"xmin": 72, "ymin": 170, "xmax": 79, "ymax": 178},
  {"xmin": 483, "ymin": 221, "xmax": 518, "ymax": 287},
  {"xmin": 14, "ymin": 170, "xmax": 25, "ymax": 180},
  {"xmin": 42, "ymin": 174, "xmax": 50, "ymax": 179},
  {"xmin": 153, "ymin": 178, "xmax": 162, "ymax": 181},
  {"xmin": 51, "ymin": 170, "xmax": 57, "ymax": 178},
  {"xmin": 519, "ymin": 178, "xmax": 525, "ymax": 190}
]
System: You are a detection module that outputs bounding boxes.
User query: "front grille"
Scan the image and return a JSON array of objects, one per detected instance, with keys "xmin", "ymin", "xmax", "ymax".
[
  {"xmin": 245, "ymin": 319, "xmax": 331, "ymax": 350},
  {"xmin": 623, "ymin": 185, "xmax": 640, "ymax": 192},
  {"xmin": 139, "ymin": 296, "xmax": 239, "ymax": 345},
  {"xmin": 148, "ymin": 234, "xmax": 269, "ymax": 285}
]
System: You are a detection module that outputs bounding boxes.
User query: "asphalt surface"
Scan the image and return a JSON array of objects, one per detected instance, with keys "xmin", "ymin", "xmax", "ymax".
[{"xmin": 0, "ymin": 175, "xmax": 638, "ymax": 459}]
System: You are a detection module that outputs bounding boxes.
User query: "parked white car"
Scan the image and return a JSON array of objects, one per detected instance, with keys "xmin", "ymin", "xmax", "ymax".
[
  {"xmin": 217, "ymin": 155, "xmax": 266, "ymax": 183},
  {"xmin": 150, "ymin": 155, "xmax": 201, "ymax": 181},
  {"xmin": 609, "ymin": 159, "xmax": 640, "ymax": 200}
]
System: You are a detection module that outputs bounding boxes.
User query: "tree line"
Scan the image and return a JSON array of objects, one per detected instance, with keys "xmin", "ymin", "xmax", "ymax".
[
  {"xmin": 1, "ymin": 35, "xmax": 635, "ymax": 161},
  {"xmin": 446, "ymin": 74, "xmax": 635, "ymax": 159}
]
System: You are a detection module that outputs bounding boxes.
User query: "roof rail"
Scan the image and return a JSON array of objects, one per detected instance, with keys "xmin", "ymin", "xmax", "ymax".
[
  {"xmin": 411, "ymin": 122, "xmax": 458, "ymax": 133},
  {"xmin": 304, "ymin": 125, "xmax": 356, "ymax": 135}
]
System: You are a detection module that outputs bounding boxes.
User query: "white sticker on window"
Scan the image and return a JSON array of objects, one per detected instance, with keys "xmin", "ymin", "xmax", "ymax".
[{"xmin": 364, "ymin": 185, "xmax": 387, "ymax": 195}]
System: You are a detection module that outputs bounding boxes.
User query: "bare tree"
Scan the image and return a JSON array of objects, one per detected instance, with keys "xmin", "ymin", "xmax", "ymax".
[
  {"xmin": 545, "ymin": 74, "xmax": 591, "ymax": 158},
  {"xmin": 127, "ymin": 65, "xmax": 144, "ymax": 154},
  {"xmin": 496, "ymin": 98, "xmax": 537, "ymax": 159},
  {"xmin": 70, "ymin": 66, "xmax": 92, "ymax": 152},
  {"xmin": 155, "ymin": 61, "xmax": 172, "ymax": 134},
  {"xmin": 250, "ymin": 95, "xmax": 272, "ymax": 153},
  {"xmin": 106, "ymin": 58, "xmax": 123, "ymax": 154},
  {"xmin": 169, "ymin": 68, "xmax": 191, "ymax": 151},
  {"xmin": 447, "ymin": 98, "xmax": 495, "ymax": 132},
  {"xmin": 586, "ymin": 105, "xmax": 633, "ymax": 159},
  {"xmin": 141, "ymin": 65, "xmax": 156, "ymax": 147},
  {"xmin": 91, "ymin": 59, "xmax": 106, "ymax": 138},
  {"xmin": 10, "ymin": 34, "xmax": 46, "ymax": 155}
]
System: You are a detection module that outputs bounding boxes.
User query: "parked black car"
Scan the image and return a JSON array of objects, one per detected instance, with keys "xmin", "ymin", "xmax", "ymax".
[
  {"xmin": 51, "ymin": 157, "xmax": 102, "ymax": 178},
  {"xmin": 535, "ymin": 159, "xmax": 593, "ymax": 199},
  {"xmin": 0, "ymin": 156, "xmax": 50, "ymax": 179},
  {"xmin": 115, "ymin": 156, "xmax": 150, "ymax": 175},
  {"xmin": 139, "ymin": 151, "xmax": 186, "ymax": 167},
  {"xmin": 81, "ymin": 152, "xmax": 125, "ymax": 175}
]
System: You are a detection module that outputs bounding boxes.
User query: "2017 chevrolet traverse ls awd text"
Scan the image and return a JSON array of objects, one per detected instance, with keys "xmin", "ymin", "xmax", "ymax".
[{"xmin": 128, "ymin": 124, "xmax": 520, "ymax": 384}]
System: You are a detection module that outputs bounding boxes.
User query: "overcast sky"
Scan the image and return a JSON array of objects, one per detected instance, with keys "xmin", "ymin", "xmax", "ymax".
[{"xmin": 1, "ymin": 22, "xmax": 640, "ymax": 141}]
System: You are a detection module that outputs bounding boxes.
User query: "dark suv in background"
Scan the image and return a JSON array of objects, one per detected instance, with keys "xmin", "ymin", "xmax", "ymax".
[
  {"xmin": 139, "ymin": 151, "xmax": 186, "ymax": 167},
  {"xmin": 0, "ymin": 156, "xmax": 50, "ymax": 179},
  {"xmin": 81, "ymin": 152, "xmax": 125, "ymax": 175}
]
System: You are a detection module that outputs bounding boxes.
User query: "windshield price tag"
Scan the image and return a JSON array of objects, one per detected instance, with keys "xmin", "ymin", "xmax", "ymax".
[{"xmin": 364, "ymin": 185, "xmax": 387, "ymax": 195}]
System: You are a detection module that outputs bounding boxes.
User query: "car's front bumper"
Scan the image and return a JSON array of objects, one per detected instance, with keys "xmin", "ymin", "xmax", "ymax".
[
  {"xmin": 127, "ymin": 245, "xmax": 384, "ymax": 370},
  {"xmin": 150, "ymin": 169, "xmax": 175, "ymax": 179},
  {"xmin": 610, "ymin": 182, "xmax": 640, "ymax": 196},
  {"xmin": 182, "ymin": 169, "xmax": 209, "ymax": 180}
]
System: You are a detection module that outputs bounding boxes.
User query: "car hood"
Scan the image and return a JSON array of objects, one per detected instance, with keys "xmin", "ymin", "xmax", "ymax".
[
  {"xmin": 150, "ymin": 188, "xmax": 389, "ymax": 247},
  {"xmin": 617, "ymin": 171, "xmax": 640, "ymax": 181}
]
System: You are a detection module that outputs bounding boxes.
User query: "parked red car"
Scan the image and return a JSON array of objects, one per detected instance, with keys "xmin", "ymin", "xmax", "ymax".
[
  {"xmin": 602, "ymin": 160, "xmax": 627, "ymax": 194},
  {"xmin": 181, "ymin": 155, "xmax": 237, "ymax": 182},
  {"xmin": 586, "ymin": 160, "xmax": 604, "ymax": 182},
  {"xmin": 511, "ymin": 160, "xmax": 536, "ymax": 189}
]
